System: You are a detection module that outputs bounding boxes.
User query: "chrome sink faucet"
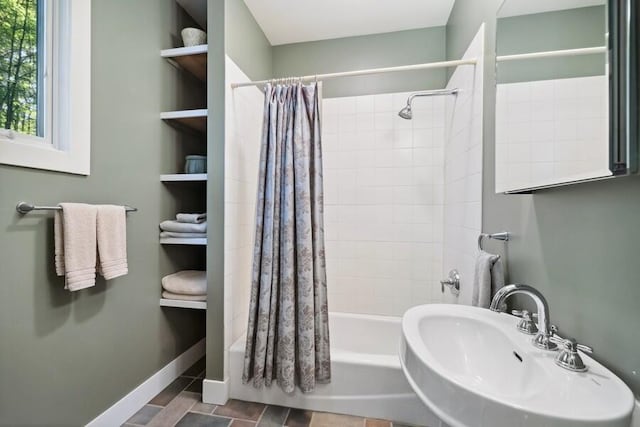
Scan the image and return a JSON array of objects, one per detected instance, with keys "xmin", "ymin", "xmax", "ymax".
[{"xmin": 490, "ymin": 284, "xmax": 558, "ymax": 351}]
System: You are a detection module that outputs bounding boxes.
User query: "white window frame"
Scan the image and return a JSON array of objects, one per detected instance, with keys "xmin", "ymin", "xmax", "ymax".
[{"xmin": 0, "ymin": 0, "xmax": 91, "ymax": 175}]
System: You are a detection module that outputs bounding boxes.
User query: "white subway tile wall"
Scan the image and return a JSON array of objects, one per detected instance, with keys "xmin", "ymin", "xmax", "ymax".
[
  {"xmin": 495, "ymin": 75, "xmax": 609, "ymax": 192},
  {"xmin": 224, "ymin": 57, "xmax": 263, "ymax": 376},
  {"xmin": 224, "ymin": 37, "xmax": 485, "ymax": 339},
  {"xmin": 442, "ymin": 25, "xmax": 484, "ymax": 306},
  {"xmin": 323, "ymin": 92, "xmax": 447, "ymax": 316}
]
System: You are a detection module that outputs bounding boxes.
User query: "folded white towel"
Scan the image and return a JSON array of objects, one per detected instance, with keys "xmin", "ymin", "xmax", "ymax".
[
  {"xmin": 162, "ymin": 291, "xmax": 206, "ymax": 301},
  {"xmin": 160, "ymin": 220, "xmax": 206, "ymax": 233},
  {"xmin": 471, "ymin": 250, "xmax": 505, "ymax": 308},
  {"xmin": 55, "ymin": 203, "xmax": 98, "ymax": 291},
  {"xmin": 97, "ymin": 205, "xmax": 128, "ymax": 280},
  {"xmin": 162, "ymin": 270, "xmax": 206, "ymax": 295},
  {"xmin": 176, "ymin": 213, "xmax": 206, "ymax": 224},
  {"xmin": 160, "ymin": 231, "xmax": 207, "ymax": 239}
]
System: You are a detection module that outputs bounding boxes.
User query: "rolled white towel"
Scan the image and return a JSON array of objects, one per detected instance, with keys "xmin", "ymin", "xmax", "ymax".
[
  {"xmin": 176, "ymin": 213, "xmax": 206, "ymax": 224},
  {"xmin": 162, "ymin": 291, "xmax": 206, "ymax": 301},
  {"xmin": 160, "ymin": 231, "xmax": 206, "ymax": 239},
  {"xmin": 162, "ymin": 270, "xmax": 206, "ymax": 295},
  {"xmin": 160, "ymin": 220, "xmax": 206, "ymax": 233}
]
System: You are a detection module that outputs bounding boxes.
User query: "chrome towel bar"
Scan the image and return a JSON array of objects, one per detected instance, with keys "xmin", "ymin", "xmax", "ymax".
[
  {"xmin": 478, "ymin": 232, "xmax": 510, "ymax": 251},
  {"xmin": 16, "ymin": 202, "xmax": 138, "ymax": 215}
]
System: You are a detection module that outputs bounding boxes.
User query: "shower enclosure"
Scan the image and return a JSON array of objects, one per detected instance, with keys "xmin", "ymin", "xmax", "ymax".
[{"xmin": 221, "ymin": 25, "xmax": 485, "ymax": 425}]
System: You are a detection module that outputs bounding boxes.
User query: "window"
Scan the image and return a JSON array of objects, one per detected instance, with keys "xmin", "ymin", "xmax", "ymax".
[
  {"xmin": 0, "ymin": 0, "xmax": 91, "ymax": 175},
  {"xmin": 0, "ymin": 0, "xmax": 44, "ymax": 138}
]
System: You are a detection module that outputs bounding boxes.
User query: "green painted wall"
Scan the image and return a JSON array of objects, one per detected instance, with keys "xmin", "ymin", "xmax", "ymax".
[
  {"xmin": 272, "ymin": 27, "xmax": 447, "ymax": 98},
  {"xmin": 447, "ymin": 1, "xmax": 640, "ymax": 396},
  {"xmin": 226, "ymin": 0, "xmax": 272, "ymax": 81},
  {"xmin": 0, "ymin": 1, "xmax": 206, "ymax": 425},
  {"xmin": 497, "ymin": 6, "xmax": 606, "ymax": 83},
  {"xmin": 206, "ymin": 0, "xmax": 226, "ymax": 382},
  {"xmin": 224, "ymin": 4, "xmax": 448, "ymax": 99}
]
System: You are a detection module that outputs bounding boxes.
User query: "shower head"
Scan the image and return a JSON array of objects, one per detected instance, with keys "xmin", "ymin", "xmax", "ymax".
[
  {"xmin": 397, "ymin": 88, "xmax": 459, "ymax": 120},
  {"xmin": 398, "ymin": 105, "xmax": 412, "ymax": 120}
]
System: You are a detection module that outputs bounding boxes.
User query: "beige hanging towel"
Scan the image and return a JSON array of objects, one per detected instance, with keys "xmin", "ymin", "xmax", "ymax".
[
  {"xmin": 96, "ymin": 205, "xmax": 128, "ymax": 280},
  {"xmin": 54, "ymin": 203, "xmax": 98, "ymax": 291}
]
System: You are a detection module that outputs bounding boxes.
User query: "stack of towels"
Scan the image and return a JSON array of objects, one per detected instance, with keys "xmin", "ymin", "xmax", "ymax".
[
  {"xmin": 162, "ymin": 270, "xmax": 206, "ymax": 301},
  {"xmin": 160, "ymin": 213, "xmax": 206, "ymax": 239},
  {"xmin": 54, "ymin": 203, "xmax": 128, "ymax": 291}
]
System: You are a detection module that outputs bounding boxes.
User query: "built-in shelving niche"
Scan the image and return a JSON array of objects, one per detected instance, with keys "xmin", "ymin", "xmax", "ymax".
[{"xmin": 160, "ymin": 0, "xmax": 208, "ymax": 310}]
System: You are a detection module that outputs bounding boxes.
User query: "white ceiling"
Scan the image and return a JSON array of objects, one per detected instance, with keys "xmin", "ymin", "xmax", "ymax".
[
  {"xmin": 498, "ymin": 0, "xmax": 605, "ymax": 18},
  {"xmin": 243, "ymin": 0, "xmax": 456, "ymax": 46}
]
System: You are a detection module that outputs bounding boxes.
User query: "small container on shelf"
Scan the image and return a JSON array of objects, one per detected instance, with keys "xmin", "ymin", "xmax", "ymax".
[
  {"xmin": 185, "ymin": 155, "xmax": 207, "ymax": 174},
  {"xmin": 181, "ymin": 27, "xmax": 206, "ymax": 47}
]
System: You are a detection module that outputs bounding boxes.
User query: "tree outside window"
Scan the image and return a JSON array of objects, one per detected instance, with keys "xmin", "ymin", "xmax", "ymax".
[{"xmin": 0, "ymin": 0, "xmax": 42, "ymax": 137}]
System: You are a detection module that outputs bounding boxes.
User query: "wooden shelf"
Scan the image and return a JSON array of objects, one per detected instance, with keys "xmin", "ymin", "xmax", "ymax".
[
  {"xmin": 161, "ymin": 109, "xmax": 207, "ymax": 132},
  {"xmin": 176, "ymin": 0, "xmax": 206, "ymax": 29},
  {"xmin": 160, "ymin": 173, "xmax": 207, "ymax": 182},
  {"xmin": 161, "ymin": 45, "xmax": 207, "ymax": 81},
  {"xmin": 160, "ymin": 237, "xmax": 207, "ymax": 245},
  {"xmin": 160, "ymin": 298, "xmax": 207, "ymax": 309}
]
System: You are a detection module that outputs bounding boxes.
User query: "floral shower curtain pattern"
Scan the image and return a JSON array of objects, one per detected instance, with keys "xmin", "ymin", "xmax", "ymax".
[{"xmin": 242, "ymin": 81, "xmax": 331, "ymax": 393}]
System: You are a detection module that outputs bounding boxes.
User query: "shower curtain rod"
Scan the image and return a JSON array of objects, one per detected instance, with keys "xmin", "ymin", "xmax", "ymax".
[
  {"xmin": 496, "ymin": 46, "xmax": 606, "ymax": 62},
  {"xmin": 230, "ymin": 58, "xmax": 477, "ymax": 89}
]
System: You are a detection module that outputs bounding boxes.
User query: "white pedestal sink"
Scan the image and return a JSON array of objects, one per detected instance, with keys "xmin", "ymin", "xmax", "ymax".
[{"xmin": 400, "ymin": 304, "xmax": 634, "ymax": 427}]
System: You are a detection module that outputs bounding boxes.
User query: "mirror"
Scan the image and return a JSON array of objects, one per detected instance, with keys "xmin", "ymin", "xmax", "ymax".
[{"xmin": 494, "ymin": 0, "xmax": 637, "ymax": 193}]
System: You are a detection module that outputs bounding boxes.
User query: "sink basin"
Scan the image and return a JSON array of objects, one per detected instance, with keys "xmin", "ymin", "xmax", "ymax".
[{"xmin": 400, "ymin": 304, "xmax": 634, "ymax": 427}]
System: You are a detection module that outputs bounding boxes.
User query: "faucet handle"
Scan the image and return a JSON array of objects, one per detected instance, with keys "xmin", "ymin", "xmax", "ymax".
[
  {"xmin": 549, "ymin": 326, "xmax": 593, "ymax": 353},
  {"xmin": 440, "ymin": 270, "xmax": 460, "ymax": 296},
  {"xmin": 556, "ymin": 338, "xmax": 592, "ymax": 372},
  {"xmin": 511, "ymin": 310, "xmax": 538, "ymax": 335},
  {"xmin": 549, "ymin": 328, "xmax": 593, "ymax": 372},
  {"xmin": 564, "ymin": 338, "xmax": 593, "ymax": 354}
]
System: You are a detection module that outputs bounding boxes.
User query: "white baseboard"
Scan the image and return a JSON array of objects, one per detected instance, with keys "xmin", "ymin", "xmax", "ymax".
[
  {"xmin": 203, "ymin": 378, "xmax": 230, "ymax": 405},
  {"xmin": 632, "ymin": 399, "xmax": 640, "ymax": 427},
  {"xmin": 86, "ymin": 338, "xmax": 205, "ymax": 427}
]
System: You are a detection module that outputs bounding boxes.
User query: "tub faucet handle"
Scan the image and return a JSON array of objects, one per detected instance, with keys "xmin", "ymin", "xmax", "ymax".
[{"xmin": 440, "ymin": 270, "xmax": 460, "ymax": 296}]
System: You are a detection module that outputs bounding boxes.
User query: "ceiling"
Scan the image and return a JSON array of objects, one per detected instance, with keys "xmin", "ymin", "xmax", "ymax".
[
  {"xmin": 243, "ymin": 0, "xmax": 456, "ymax": 46},
  {"xmin": 498, "ymin": 0, "xmax": 605, "ymax": 18}
]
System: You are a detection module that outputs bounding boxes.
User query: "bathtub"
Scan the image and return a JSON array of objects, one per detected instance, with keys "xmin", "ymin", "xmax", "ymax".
[{"xmin": 229, "ymin": 312, "xmax": 441, "ymax": 426}]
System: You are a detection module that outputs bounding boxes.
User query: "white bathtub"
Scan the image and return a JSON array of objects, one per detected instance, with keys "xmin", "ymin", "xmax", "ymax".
[{"xmin": 229, "ymin": 312, "xmax": 441, "ymax": 426}]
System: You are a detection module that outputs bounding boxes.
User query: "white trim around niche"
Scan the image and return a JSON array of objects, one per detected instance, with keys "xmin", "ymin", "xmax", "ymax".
[{"xmin": 203, "ymin": 378, "xmax": 230, "ymax": 405}]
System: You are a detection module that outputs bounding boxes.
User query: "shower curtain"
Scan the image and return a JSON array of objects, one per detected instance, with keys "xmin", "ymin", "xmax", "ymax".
[{"xmin": 243, "ymin": 81, "xmax": 331, "ymax": 393}]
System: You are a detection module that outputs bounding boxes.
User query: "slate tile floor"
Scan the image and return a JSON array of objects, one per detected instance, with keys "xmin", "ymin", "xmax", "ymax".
[{"xmin": 123, "ymin": 357, "xmax": 424, "ymax": 427}]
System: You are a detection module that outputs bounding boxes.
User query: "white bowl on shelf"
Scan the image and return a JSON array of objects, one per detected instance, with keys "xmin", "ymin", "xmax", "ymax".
[{"xmin": 181, "ymin": 27, "xmax": 206, "ymax": 47}]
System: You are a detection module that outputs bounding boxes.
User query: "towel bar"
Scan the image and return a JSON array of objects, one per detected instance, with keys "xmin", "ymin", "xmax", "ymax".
[
  {"xmin": 478, "ymin": 232, "xmax": 510, "ymax": 251},
  {"xmin": 16, "ymin": 202, "xmax": 137, "ymax": 214}
]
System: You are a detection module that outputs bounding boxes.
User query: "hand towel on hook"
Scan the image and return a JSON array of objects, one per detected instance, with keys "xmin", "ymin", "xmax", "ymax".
[{"xmin": 472, "ymin": 250, "xmax": 505, "ymax": 308}]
